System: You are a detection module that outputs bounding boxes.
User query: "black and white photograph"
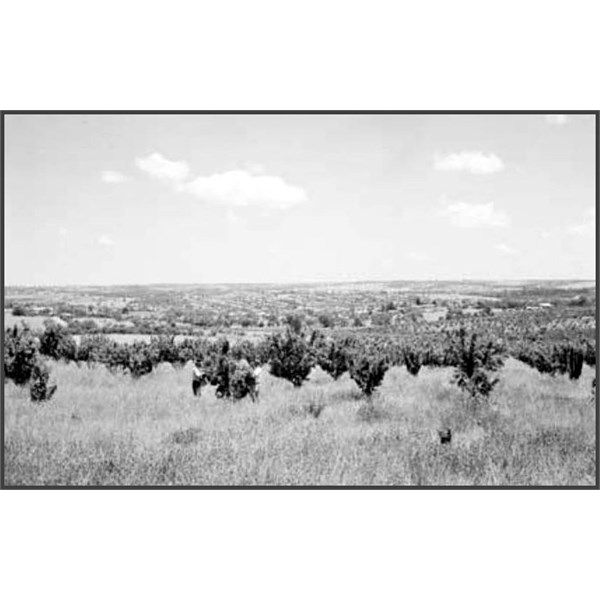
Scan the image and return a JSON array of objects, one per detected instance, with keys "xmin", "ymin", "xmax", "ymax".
[{"xmin": 2, "ymin": 112, "xmax": 597, "ymax": 488}]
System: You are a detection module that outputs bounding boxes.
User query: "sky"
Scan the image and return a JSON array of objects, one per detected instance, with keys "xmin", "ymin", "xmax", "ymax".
[{"xmin": 4, "ymin": 113, "xmax": 596, "ymax": 286}]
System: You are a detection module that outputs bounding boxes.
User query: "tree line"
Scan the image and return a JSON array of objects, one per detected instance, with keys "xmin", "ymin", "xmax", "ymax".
[{"xmin": 4, "ymin": 319, "xmax": 596, "ymax": 404}]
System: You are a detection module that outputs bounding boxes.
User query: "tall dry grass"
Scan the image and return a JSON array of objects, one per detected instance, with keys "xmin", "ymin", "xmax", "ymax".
[{"xmin": 3, "ymin": 359, "xmax": 596, "ymax": 486}]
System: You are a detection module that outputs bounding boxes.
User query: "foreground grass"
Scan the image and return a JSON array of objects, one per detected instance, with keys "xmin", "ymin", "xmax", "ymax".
[{"xmin": 3, "ymin": 359, "xmax": 596, "ymax": 486}]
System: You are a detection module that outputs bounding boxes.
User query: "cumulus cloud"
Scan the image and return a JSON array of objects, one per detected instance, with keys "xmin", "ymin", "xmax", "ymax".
[
  {"xmin": 568, "ymin": 206, "xmax": 595, "ymax": 237},
  {"xmin": 545, "ymin": 114, "xmax": 569, "ymax": 126},
  {"xmin": 434, "ymin": 151, "xmax": 504, "ymax": 175},
  {"xmin": 135, "ymin": 152, "xmax": 190, "ymax": 183},
  {"xmin": 101, "ymin": 170, "xmax": 129, "ymax": 183},
  {"xmin": 494, "ymin": 243, "xmax": 518, "ymax": 255},
  {"xmin": 181, "ymin": 169, "xmax": 307, "ymax": 210},
  {"xmin": 135, "ymin": 152, "xmax": 307, "ymax": 211},
  {"xmin": 98, "ymin": 234, "xmax": 114, "ymax": 246},
  {"xmin": 440, "ymin": 201, "xmax": 509, "ymax": 228}
]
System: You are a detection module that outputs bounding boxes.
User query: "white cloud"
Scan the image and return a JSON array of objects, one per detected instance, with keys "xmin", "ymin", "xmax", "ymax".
[
  {"xmin": 181, "ymin": 169, "xmax": 307, "ymax": 210},
  {"xmin": 58, "ymin": 227, "xmax": 68, "ymax": 237},
  {"xmin": 135, "ymin": 153, "xmax": 190, "ymax": 183},
  {"xmin": 568, "ymin": 206, "xmax": 595, "ymax": 237},
  {"xmin": 440, "ymin": 201, "xmax": 509, "ymax": 228},
  {"xmin": 434, "ymin": 151, "xmax": 504, "ymax": 175},
  {"xmin": 98, "ymin": 234, "xmax": 114, "ymax": 246},
  {"xmin": 494, "ymin": 243, "xmax": 518, "ymax": 255},
  {"xmin": 101, "ymin": 170, "xmax": 129, "ymax": 183},
  {"xmin": 545, "ymin": 114, "xmax": 569, "ymax": 126},
  {"xmin": 135, "ymin": 152, "xmax": 307, "ymax": 211}
]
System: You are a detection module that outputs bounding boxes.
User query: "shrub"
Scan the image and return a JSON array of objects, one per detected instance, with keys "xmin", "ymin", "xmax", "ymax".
[
  {"xmin": 229, "ymin": 360, "xmax": 258, "ymax": 401},
  {"xmin": 200, "ymin": 340, "xmax": 232, "ymax": 397},
  {"xmin": 105, "ymin": 343, "xmax": 131, "ymax": 374},
  {"xmin": 554, "ymin": 343, "xmax": 584, "ymax": 380},
  {"xmin": 266, "ymin": 329, "xmax": 315, "ymax": 387},
  {"xmin": 127, "ymin": 342, "xmax": 154, "ymax": 378},
  {"xmin": 4, "ymin": 325, "xmax": 39, "ymax": 386},
  {"xmin": 29, "ymin": 360, "xmax": 57, "ymax": 402},
  {"xmin": 230, "ymin": 339, "xmax": 260, "ymax": 368},
  {"xmin": 76, "ymin": 334, "xmax": 113, "ymax": 364},
  {"xmin": 149, "ymin": 335, "xmax": 182, "ymax": 366},
  {"xmin": 311, "ymin": 334, "xmax": 351, "ymax": 381},
  {"xmin": 403, "ymin": 345, "xmax": 422, "ymax": 376},
  {"xmin": 12, "ymin": 306, "xmax": 27, "ymax": 316},
  {"xmin": 347, "ymin": 341, "xmax": 389, "ymax": 398},
  {"xmin": 177, "ymin": 337, "xmax": 206, "ymax": 365},
  {"xmin": 39, "ymin": 320, "xmax": 77, "ymax": 362},
  {"xmin": 583, "ymin": 339, "xmax": 596, "ymax": 367},
  {"xmin": 284, "ymin": 314, "xmax": 304, "ymax": 335},
  {"xmin": 445, "ymin": 327, "xmax": 504, "ymax": 402}
]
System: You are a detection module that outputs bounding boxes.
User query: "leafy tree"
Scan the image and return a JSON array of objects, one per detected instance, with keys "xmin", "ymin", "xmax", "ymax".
[
  {"xmin": 230, "ymin": 339, "xmax": 260, "ymax": 367},
  {"xmin": 127, "ymin": 342, "xmax": 154, "ymax": 378},
  {"xmin": 4, "ymin": 325, "xmax": 39, "ymax": 385},
  {"xmin": 347, "ymin": 341, "xmax": 389, "ymax": 398},
  {"xmin": 266, "ymin": 329, "xmax": 315, "ymax": 387},
  {"xmin": 403, "ymin": 345, "xmax": 422, "ymax": 376},
  {"xmin": 149, "ymin": 335, "xmax": 182, "ymax": 366},
  {"xmin": 229, "ymin": 360, "xmax": 259, "ymax": 401},
  {"xmin": 445, "ymin": 327, "xmax": 504, "ymax": 401},
  {"xmin": 284, "ymin": 314, "xmax": 304, "ymax": 335},
  {"xmin": 312, "ymin": 334, "xmax": 351, "ymax": 380},
  {"xmin": 30, "ymin": 359, "xmax": 57, "ymax": 402},
  {"xmin": 76, "ymin": 334, "xmax": 113, "ymax": 364},
  {"xmin": 39, "ymin": 320, "xmax": 77, "ymax": 361}
]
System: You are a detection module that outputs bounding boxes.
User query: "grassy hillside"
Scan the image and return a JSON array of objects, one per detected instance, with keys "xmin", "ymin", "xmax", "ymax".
[{"xmin": 3, "ymin": 359, "xmax": 596, "ymax": 486}]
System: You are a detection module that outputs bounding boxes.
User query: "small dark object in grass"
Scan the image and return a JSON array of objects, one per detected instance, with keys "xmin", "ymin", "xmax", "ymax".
[
  {"xmin": 306, "ymin": 402, "xmax": 324, "ymax": 418},
  {"xmin": 438, "ymin": 428, "xmax": 452, "ymax": 444}
]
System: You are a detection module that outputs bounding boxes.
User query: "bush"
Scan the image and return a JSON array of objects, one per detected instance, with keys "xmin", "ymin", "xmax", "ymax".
[
  {"xmin": 583, "ymin": 339, "xmax": 596, "ymax": 367},
  {"xmin": 347, "ymin": 341, "xmax": 389, "ymax": 398},
  {"xmin": 403, "ymin": 345, "xmax": 422, "ymax": 376},
  {"xmin": 230, "ymin": 339, "xmax": 260, "ymax": 368},
  {"xmin": 200, "ymin": 339, "xmax": 232, "ymax": 397},
  {"xmin": 149, "ymin": 335, "xmax": 182, "ymax": 366},
  {"xmin": 177, "ymin": 337, "xmax": 206, "ymax": 365},
  {"xmin": 311, "ymin": 334, "xmax": 351, "ymax": 380},
  {"xmin": 266, "ymin": 329, "xmax": 315, "ymax": 387},
  {"xmin": 76, "ymin": 334, "xmax": 113, "ymax": 364},
  {"xmin": 29, "ymin": 360, "xmax": 57, "ymax": 402},
  {"xmin": 12, "ymin": 306, "xmax": 27, "ymax": 316},
  {"xmin": 554, "ymin": 343, "xmax": 584, "ymax": 380},
  {"xmin": 445, "ymin": 327, "xmax": 504, "ymax": 402},
  {"xmin": 517, "ymin": 340, "xmax": 587, "ymax": 380},
  {"xmin": 105, "ymin": 343, "xmax": 131, "ymax": 374},
  {"xmin": 127, "ymin": 342, "xmax": 154, "ymax": 378},
  {"xmin": 284, "ymin": 314, "xmax": 304, "ymax": 335},
  {"xmin": 229, "ymin": 360, "xmax": 258, "ymax": 401},
  {"xmin": 39, "ymin": 320, "xmax": 77, "ymax": 362},
  {"xmin": 4, "ymin": 325, "xmax": 39, "ymax": 386}
]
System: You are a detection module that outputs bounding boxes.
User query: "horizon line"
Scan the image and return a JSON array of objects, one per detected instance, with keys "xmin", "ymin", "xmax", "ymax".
[{"xmin": 4, "ymin": 277, "xmax": 596, "ymax": 289}]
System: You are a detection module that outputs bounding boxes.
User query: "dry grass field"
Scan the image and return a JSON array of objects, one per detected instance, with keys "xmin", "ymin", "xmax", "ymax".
[{"xmin": 3, "ymin": 359, "xmax": 596, "ymax": 486}]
